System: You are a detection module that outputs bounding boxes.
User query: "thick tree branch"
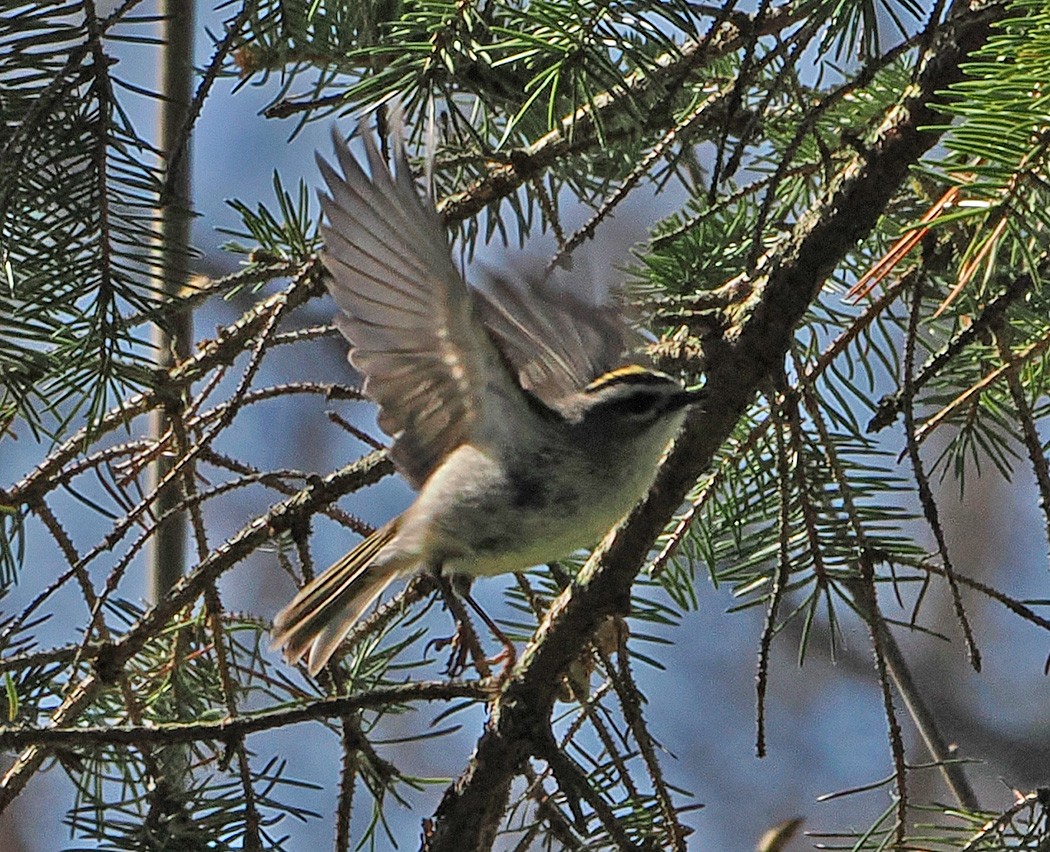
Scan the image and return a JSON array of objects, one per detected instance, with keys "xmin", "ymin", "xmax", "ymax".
[{"xmin": 423, "ymin": 4, "xmax": 1005, "ymax": 849}]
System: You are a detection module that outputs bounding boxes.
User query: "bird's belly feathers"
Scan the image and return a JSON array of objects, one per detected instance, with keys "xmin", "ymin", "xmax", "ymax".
[{"xmin": 396, "ymin": 441, "xmax": 658, "ymax": 578}]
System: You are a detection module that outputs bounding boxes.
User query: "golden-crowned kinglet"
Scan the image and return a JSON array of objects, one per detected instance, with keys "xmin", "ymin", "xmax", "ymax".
[{"xmin": 272, "ymin": 122, "xmax": 704, "ymax": 674}]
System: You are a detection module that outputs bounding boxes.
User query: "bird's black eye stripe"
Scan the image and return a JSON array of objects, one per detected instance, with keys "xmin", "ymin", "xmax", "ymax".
[{"xmin": 614, "ymin": 390, "xmax": 661, "ymax": 417}]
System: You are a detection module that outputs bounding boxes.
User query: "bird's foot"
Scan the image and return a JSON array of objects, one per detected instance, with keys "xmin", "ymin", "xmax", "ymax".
[{"xmin": 426, "ymin": 575, "xmax": 494, "ymax": 678}]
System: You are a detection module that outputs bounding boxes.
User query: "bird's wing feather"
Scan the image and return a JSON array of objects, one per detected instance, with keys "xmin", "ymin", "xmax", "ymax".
[
  {"xmin": 474, "ymin": 273, "xmax": 645, "ymax": 406},
  {"xmin": 318, "ymin": 122, "xmax": 524, "ymax": 488}
]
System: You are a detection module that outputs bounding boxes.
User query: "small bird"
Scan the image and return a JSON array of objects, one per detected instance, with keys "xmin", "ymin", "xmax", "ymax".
[{"xmin": 271, "ymin": 119, "xmax": 704, "ymax": 675}]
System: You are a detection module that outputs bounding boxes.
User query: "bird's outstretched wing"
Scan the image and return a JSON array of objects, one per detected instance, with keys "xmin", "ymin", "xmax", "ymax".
[
  {"xmin": 474, "ymin": 272, "xmax": 645, "ymax": 408},
  {"xmin": 317, "ymin": 123, "xmax": 524, "ymax": 489}
]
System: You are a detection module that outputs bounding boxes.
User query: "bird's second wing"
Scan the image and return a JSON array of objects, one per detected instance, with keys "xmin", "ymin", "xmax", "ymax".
[
  {"xmin": 317, "ymin": 123, "xmax": 522, "ymax": 489},
  {"xmin": 475, "ymin": 273, "xmax": 645, "ymax": 407}
]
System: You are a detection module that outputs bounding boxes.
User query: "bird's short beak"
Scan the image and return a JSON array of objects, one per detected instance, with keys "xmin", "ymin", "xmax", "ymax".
[{"xmin": 670, "ymin": 387, "xmax": 707, "ymax": 411}]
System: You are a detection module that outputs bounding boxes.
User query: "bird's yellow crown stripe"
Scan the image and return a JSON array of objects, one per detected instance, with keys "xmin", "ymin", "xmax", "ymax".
[{"xmin": 585, "ymin": 364, "xmax": 667, "ymax": 392}]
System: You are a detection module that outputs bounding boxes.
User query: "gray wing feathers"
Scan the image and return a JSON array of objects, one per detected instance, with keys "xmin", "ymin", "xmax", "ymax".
[
  {"xmin": 318, "ymin": 123, "xmax": 515, "ymax": 488},
  {"xmin": 475, "ymin": 275, "xmax": 643, "ymax": 405}
]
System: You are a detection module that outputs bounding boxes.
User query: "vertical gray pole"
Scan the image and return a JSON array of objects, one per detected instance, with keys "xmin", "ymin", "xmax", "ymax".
[{"xmin": 149, "ymin": 0, "xmax": 195, "ymax": 603}]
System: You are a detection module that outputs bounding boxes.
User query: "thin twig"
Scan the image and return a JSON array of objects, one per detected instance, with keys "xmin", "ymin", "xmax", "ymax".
[
  {"xmin": 868, "ymin": 268, "xmax": 1040, "ymax": 432},
  {"xmin": 756, "ymin": 388, "xmax": 792, "ymax": 758},
  {"xmin": 7, "ymin": 266, "xmax": 325, "ymax": 509},
  {"xmin": 539, "ymin": 740, "xmax": 642, "ymax": 852},
  {"xmin": 611, "ymin": 644, "xmax": 689, "ymax": 850},
  {"xmin": 901, "ymin": 279, "xmax": 981, "ymax": 670},
  {"xmin": 794, "ymin": 340, "xmax": 977, "ymax": 816},
  {"xmin": 994, "ymin": 324, "xmax": 1050, "ymax": 550},
  {"xmin": 959, "ymin": 789, "xmax": 1046, "ymax": 851},
  {"xmin": 851, "ymin": 559, "xmax": 909, "ymax": 845},
  {"xmin": 0, "ymin": 681, "xmax": 486, "ymax": 749}
]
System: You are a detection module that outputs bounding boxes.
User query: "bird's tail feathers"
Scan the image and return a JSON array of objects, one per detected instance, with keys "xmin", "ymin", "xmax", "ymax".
[{"xmin": 271, "ymin": 520, "xmax": 409, "ymax": 675}]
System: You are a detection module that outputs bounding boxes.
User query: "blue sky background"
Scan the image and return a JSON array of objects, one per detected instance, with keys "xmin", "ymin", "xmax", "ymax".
[{"xmin": 2, "ymin": 3, "xmax": 1048, "ymax": 849}]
